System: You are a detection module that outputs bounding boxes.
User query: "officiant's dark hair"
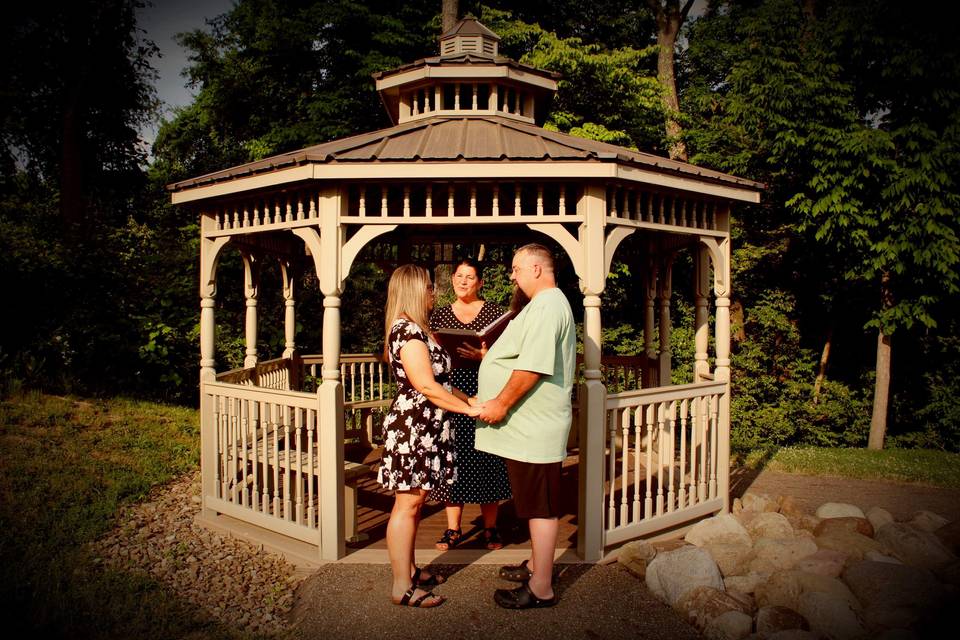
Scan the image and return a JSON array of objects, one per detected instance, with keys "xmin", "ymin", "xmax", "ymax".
[{"xmin": 454, "ymin": 256, "xmax": 484, "ymax": 279}]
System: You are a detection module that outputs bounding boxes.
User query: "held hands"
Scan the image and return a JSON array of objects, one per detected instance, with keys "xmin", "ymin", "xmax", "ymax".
[
  {"xmin": 455, "ymin": 340, "xmax": 487, "ymax": 361},
  {"xmin": 477, "ymin": 397, "xmax": 508, "ymax": 425},
  {"xmin": 463, "ymin": 402, "xmax": 485, "ymax": 418}
]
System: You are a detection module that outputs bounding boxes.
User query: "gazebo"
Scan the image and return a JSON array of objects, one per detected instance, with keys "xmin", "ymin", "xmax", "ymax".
[{"xmin": 169, "ymin": 18, "xmax": 762, "ymax": 563}]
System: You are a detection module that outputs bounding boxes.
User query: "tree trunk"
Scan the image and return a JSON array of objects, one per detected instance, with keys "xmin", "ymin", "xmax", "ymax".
[
  {"xmin": 868, "ymin": 329, "xmax": 892, "ymax": 449},
  {"xmin": 60, "ymin": 88, "xmax": 84, "ymax": 229},
  {"xmin": 868, "ymin": 272, "xmax": 894, "ymax": 449},
  {"xmin": 442, "ymin": 0, "xmax": 458, "ymax": 33},
  {"xmin": 647, "ymin": 0, "xmax": 694, "ymax": 161},
  {"xmin": 812, "ymin": 326, "xmax": 832, "ymax": 404}
]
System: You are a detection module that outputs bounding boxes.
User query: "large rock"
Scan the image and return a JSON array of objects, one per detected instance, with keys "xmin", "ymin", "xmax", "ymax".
[
  {"xmin": 933, "ymin": 558, "xmax": 960, "ymax": 587},
  {"xmin": 798, "ymin": 591, "xmax": 867, "ymax": 640},
  {"xmin": 724, "ymin": 572, "xmax": 770, "ymax": 595},
  {"xmin": 742, "ymin": 491, "xmax": 780, "ymax": 513},
  {"xmin": 778, "ymin": 495, "xmax": 806, "ymax": 518},
  {"xmin": 704, "ymin": 610, "xmax": 753, "ymax": 640},
  {"xmin": 618, "ymin": 539, "xmax": 656, "ymax": 578},
  {"xmin": 815, "ymin": 530, "xmax": 886, "ymax": 562},
  {"xmin": 934, "ymin": 520, "xmax": 960, "ymax": 555},
  {"xmin": 676, "ymin": 586, "xmax": 754, "ymax": 631},
  {"xmin": 646, "ymin": 545, "xmax": 724, "ymax": 606},
  {"xmin": 749, "ymin": 537, "xmax": 819, "ymax": 573},
  {"xmin": 706, "ymin": 541, "xmax": 755, "ymax": 577},
  {"xmin": 865, "ymin": 506, "xmax": 894, "ymax": 531},
  {"xmin": 687, "ymin": 514, "xmax": 753, "ymax": 548},
  {"xmin": 842, "ymin": 560, "xmax": 946, "ymax": 613},
  {"xmin": 814, "ymin": 517, "xmax": 874, "ymax": 539},
  {"xmin": 816, "ymin": 502, "xmax": 866, "ymax": 520},
  {"xmin": 907, "ymin": 510, "xmax": 949, "ymax": 533},
  {"xmin": 756, "ymin": 605, "xmax": 808, "ymax": 635},
  {"xmin": 766, "ymin": 632, "xmax": 822, "ymax": 640},
  {"xmin": 747, "ymin": 512, "xmax": 796, "ymax": 540},
  {"xmin": 794, "ymin": 549, "xmax": 848, "ymax": 578},
  {"xmin": 755, "ymin": 571, "xmax": 860, "ymax": 612},
  {"xmin": 874, "ymin": 522, "xmax": 956, "ymax": 570}
]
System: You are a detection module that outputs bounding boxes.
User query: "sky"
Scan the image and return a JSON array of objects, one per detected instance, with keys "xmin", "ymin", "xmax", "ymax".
[{"xmin": 137, "ymin": 0, "xmax": 235, "ymax": 145}]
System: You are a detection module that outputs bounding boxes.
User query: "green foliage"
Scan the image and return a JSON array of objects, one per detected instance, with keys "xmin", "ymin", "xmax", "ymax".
[
  {"xmin": 766, "ymin": 446, "xmax": 960, "ymax": 488},
  {"xmin": 0, "ymin": 392, "xmax": 246, "ymax": 637},
  {"xmin": 480, "ymin": 5, "xmax": 664, "ymax": 151},
  {"xmin": 731, "ymin": 291, "xmax": 871, "ymax": 452}
]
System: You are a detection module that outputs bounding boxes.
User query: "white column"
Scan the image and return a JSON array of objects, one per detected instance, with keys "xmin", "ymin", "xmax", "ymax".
[
  {"xmin": 282, "ymin": 261, "xmax": 297, "ymax": 359},
  {"xmin": 576, "ymin": 184, "xmax": 606, "ymax": 563},
  {"xmin": 643, "ymin": 257, "xmax": 659, "ymax": 388},
  {"xmin": 242, "ymin": 252, "xmax": 259, "ymax": 369},
  {"xmin": 694, "ymin": 246, "xmax": 710, "ymax": 382},
  {"xmin": 318, "ymin": 188, "xmax": 345, "ymax": 560},
  {"xmin": 710, "ymin": 237, "xmax": 732, "ymax": 513},
  {"xmin": 658, "ymin": 257, "xmax": 673, "ymax": 386}
]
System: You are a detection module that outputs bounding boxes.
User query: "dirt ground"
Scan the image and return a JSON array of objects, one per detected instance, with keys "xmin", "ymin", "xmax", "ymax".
[
  {"xmin": 731, "ymin": 467, "xmax": 960, "ymax": 521},
  {"xmin": 287, "ymin": 469, "xmax": 960, "ymax": 639}
]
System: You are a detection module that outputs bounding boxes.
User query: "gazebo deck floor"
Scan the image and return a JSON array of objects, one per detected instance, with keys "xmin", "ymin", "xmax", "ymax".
[{"xmin": 348, "ymin": 454, "xmax": 581, "ymax": 552}]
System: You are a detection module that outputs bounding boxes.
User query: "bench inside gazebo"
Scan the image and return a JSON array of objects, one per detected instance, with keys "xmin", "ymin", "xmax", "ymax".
[{"xmin": 169, "ymin": 17, "xmax": 762, "ymax": 564}]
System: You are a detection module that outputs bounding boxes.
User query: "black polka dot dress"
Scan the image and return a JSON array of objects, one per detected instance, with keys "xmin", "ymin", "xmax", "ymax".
[{"xmin": 428, "ymin": 302, "xmax": 512, "ymax": 505}]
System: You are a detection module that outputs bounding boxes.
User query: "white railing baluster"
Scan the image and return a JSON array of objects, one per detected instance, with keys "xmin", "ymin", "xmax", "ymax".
[
  {"xmin": 619, "ymin": 407, "xmax": 630, "ymax": 527},
  {"xmin": 607, "ymin": 409, "xmax": 617, "ymax": 529}
]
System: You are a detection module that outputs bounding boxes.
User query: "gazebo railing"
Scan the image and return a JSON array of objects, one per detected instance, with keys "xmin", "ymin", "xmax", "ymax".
[
  {"xmin": 602, "ymin": 380, "xmax": 728, "ymax": 547},
  {"xmin": 216, "ymin": 357, "xmax": 292, "ymax": 390}
]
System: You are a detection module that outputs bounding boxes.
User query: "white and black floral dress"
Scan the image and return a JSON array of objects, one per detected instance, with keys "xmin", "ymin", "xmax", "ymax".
[{"xmin": 377, "ymin": 318, "xmax": 456, "ymax": 492}]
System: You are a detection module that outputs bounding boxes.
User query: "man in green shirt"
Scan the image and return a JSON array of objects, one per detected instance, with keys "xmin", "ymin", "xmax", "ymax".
[{"xmin": 475, "ymin": 243, "xmax": 576, "ymax": 609}]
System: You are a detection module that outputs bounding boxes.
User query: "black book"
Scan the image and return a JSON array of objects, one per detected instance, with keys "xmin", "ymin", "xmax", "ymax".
[{"xmin": 433, "ymin": 310, "xmax": 515, "ymax": 368}]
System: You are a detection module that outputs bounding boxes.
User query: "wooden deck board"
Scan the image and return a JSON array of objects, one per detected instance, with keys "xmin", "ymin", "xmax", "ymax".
[{"xmin": 348, "ymin": 454, "xmax": 581, "ymax": 551}]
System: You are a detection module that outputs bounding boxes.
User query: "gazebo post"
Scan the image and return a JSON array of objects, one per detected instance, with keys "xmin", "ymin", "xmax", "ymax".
[
  {"xmin": 241, "ymin": 251, "xmax": 260, "ymax": 369},
  {"xmin": 575, "ymin": 184, "xmax": 607, "ymax": 562},
  {"xmin": 658, "ymin": 255, "xmax": 673, "ymax": 386},
  {"xmin": 199, "ymin": 221, "xmax": 229, "ymax": 520},
  {"xmin": 281, "ymin": 260, "xmax": 299, "ymax": 390},
  {"xmin": 694, "ymin": 246, "xmax": 710, "ymax": 382},
  {"xmin": 318, "ymin": 188, "xmax": 346, "ymax": 560},
  {"xmin": 643, "ymin": 252, "xmax": 659, "ymax": 387}
]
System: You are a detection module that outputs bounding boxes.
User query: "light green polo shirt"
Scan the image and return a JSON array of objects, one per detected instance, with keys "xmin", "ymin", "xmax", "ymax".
[{"xmin": 474, "ymin": 287, "xmax": 576, "ymax": 463}]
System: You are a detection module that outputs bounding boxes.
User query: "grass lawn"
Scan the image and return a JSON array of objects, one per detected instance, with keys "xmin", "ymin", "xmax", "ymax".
[
  {"xmin": 761, "ymin": 446, "xmax": 960, "ymax": 488},
  {"xmin": 0, "ymin": 390, "xmax": 260, "ymax": 639}
]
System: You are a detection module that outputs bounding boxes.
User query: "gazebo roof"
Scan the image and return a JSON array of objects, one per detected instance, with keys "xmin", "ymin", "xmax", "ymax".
[{"xmin": 168, "ymin": 115, "xmax": 763, "ymax": 194}]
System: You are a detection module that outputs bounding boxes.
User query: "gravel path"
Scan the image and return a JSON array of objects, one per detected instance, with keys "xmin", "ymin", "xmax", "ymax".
[
  {"xmin": 91, "ymin": 466, "xmax": 960, "ymax": 638},
  {"xmin": 288, "ymin": 562, "xmax": 701, "ymax": 640}
]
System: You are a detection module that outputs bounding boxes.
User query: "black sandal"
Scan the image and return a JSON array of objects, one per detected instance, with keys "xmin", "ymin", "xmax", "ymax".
[
  {"xmin": 498, "ymin": 559, "xmax": 533, "ymax": 582},
  {"xmin": 483, "ymin": 527, "xmax": 504, "ymax": 550},
  {"xmin": 392, "ymin": 585, "xmax": 446, "ymax": 608},
  {"xmin": 412, "ymin": 566, "xmax": 445, "ymax": 588},
  {"xmin": 435, "ymin": 528, "xmax": 462, "ymax": 550}
]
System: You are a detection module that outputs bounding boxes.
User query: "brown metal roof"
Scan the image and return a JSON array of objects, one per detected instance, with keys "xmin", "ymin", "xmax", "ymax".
[
  {"xmin": 439, "ymin": 16, "xmax": 500, "ymax": 41},
  {"xmin": 168, "ymin": 116, "xmax": 764, "ymax": 192}
]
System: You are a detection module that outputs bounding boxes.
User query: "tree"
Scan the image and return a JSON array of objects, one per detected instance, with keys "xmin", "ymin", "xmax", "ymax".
[
  {"xmin": 684, "ymin": 0, "xmax": 960, "ymax": 449},
  {"xmin": 646, "ymin": 0, "xmax": 694, "ymax": 160}
]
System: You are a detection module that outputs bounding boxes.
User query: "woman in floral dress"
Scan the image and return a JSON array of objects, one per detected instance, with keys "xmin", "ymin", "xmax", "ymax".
[{"xmin": 378, "ymin": 264, "xmax": 482, "ymax": 608}]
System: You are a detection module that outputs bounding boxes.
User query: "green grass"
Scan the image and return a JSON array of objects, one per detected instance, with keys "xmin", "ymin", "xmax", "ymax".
[
  {"xmin": 0, "ymin": 390, "xmax": 261, "ymax": 638},
  {"xmin": 762, "ymin": 446, "xmax": 960, "ymax": 487}
]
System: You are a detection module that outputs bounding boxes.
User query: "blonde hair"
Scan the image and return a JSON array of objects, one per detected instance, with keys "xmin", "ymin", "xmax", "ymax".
[{"xmin": 384, "ymin": 264, "xmax": 433, "ymax": 358}]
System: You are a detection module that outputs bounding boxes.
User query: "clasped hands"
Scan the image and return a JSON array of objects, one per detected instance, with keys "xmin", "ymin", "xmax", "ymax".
[{"xmin": 464, "ymin": 396, "xmax": 507, "ymax": 424}]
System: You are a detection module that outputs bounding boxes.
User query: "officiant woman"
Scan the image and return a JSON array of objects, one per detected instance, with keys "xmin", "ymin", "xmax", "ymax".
[{"xmin": 430, "ymin": 258, "xmax": 513, "ymax": 551}]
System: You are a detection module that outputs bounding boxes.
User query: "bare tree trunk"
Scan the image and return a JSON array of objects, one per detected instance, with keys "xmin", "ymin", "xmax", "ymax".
[
  {"xmin": 812, "ymin": 326, "xmax": 832, "ymax": 404},
  {"xmin": 60, "ymin": 86, "xmax": 84, "ymax": 228},
  {"xmin": 868, "ymin": 272, "xmax": 894, "ymax": 449},
  {"xmin": 442, "ymin": 0, "xmax": 459, "ymax": 33},
  {"xmin": 647, "ymin": 0, "xmax": 694, "ymax": 161}
]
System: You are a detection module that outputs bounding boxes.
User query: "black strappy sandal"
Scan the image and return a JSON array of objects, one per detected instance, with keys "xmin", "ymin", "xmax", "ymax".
[
  {"xmin": 483, "ymin": 527, "xmax": 504, "ymax": 550},
  {"xmin": 412, "ymin": 566, "xmax": 445, "ymax": 588},
  {"xmin": 392, "ymin": 585, "xmax": 446, "ymax": 608},
  {"xmin": 435, "ymin": 528, "xmax": 462, "ymax": 551}
]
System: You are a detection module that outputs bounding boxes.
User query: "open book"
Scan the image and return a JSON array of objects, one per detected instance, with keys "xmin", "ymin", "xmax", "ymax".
[{"xmin": 433, "ymin": 309, "xmax": 515, "ymax": 368}]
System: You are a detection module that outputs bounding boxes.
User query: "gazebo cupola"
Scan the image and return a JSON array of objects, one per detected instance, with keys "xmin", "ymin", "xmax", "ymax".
[{"xmin": 373, "ymin": 16, "xmax": 559, "ymax": 126}]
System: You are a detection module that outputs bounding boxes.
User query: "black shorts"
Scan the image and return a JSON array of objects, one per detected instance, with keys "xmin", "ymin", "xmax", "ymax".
[{"xmin": 505, "ymin": 459, "xmax": 563, "ymax": 519}]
